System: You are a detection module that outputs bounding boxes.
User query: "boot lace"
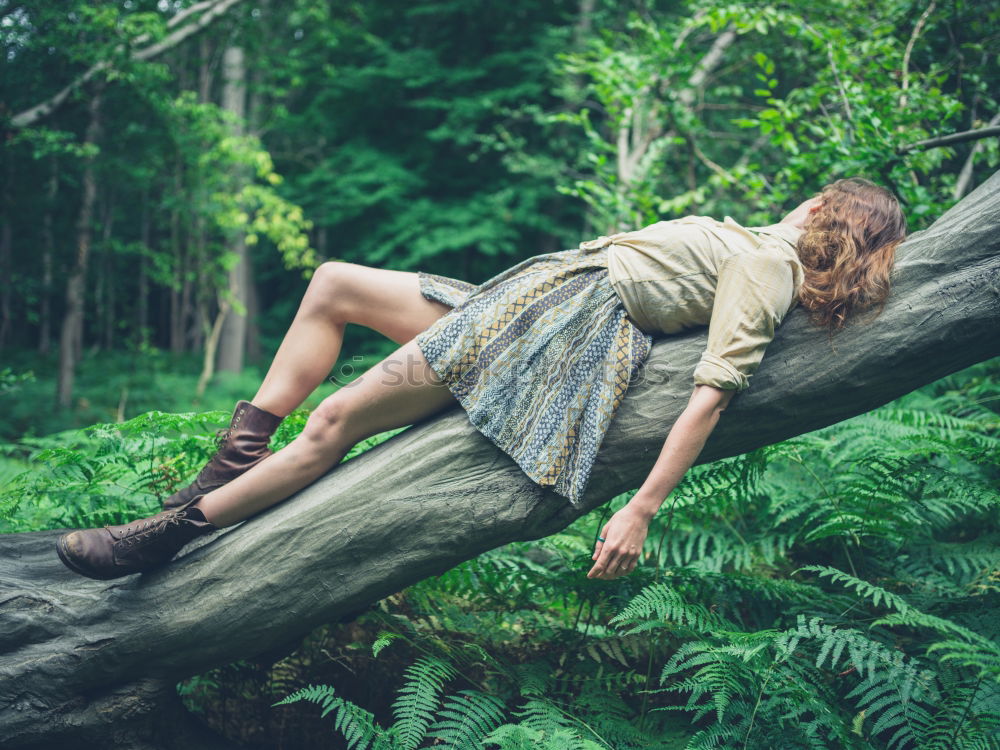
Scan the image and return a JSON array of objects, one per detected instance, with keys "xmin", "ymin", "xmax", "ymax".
[
  {"xmin": 214, "ymin": 406, "xmax": 246, "ymax": 449},
  {"xmin": 114, "ymin": 509, "xmax": 186, "ymax": 550},
  {"xmin": 214, "ymin": 427, "xmax": 232, "ymax": 450}
]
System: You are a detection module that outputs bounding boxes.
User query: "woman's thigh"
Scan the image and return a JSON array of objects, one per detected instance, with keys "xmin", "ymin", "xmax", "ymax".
[
  {"xmin": 323, "ymin": 262, "xmax": 454, "ymax": 344},
  {"xmin": 320, "ymin": 336, "xmax": 457, "ymax": 447}
]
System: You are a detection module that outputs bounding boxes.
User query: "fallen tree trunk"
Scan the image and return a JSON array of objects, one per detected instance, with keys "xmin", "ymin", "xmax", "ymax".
[{"xmin": 2, "ymin": 170, "xmax": 999, "ymax": 748}]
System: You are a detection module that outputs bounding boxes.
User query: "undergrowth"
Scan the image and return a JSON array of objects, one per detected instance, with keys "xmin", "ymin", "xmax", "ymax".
[
  {"xmin": 3, "ymin": 359, "xmax": 998, "ymax": 748},
  {"xmin": 272, "ymin": 359, "xmax": 1000, "ymax": 749}
]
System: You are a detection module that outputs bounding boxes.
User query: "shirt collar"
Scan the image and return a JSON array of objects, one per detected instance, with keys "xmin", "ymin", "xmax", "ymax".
[{"xmin": 744, "ymin": 222, "xmax": 804, "ymax": 248}]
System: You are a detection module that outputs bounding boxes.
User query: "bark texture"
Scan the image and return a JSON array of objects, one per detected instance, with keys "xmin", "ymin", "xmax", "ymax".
[
  {"xmin": 216, "ymin": 45, "xmax": 250, "ymax": 374},
  {"xmin": 1, "ymin": 170, "xmax": 999, "ymax": 747},
  {"xmin": 56, "ymin": 93, "xmax": 102, "ymax": 408}
]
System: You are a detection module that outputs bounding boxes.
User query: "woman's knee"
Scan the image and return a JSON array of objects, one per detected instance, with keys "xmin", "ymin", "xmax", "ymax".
[
  {"xmin": 302, "ymin": 261, "xmax": 360, "ymax": 321},
  {"xmin": 298, "ymin": 393, "xmax": 354, "ymax": 450}
]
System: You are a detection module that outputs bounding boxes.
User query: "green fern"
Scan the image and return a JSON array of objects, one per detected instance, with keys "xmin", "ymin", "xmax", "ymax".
[
  {"xmin": 609, "ymin": 581, "xmax": 737, "ymax": 636},
  {"xmin": 425, "ymin": 689, "xmax": 506, "ymax": 749},
  {"xmin": 275, "ymin": 684, "xmax": 391, "ymax": 750},
  {"xmin": 265, "ymin": 361, "xmax": 1000, "ymax": 747},
  {"xmin": 391, "ymin": 655, "xmax": 456, "ymax": 750}
]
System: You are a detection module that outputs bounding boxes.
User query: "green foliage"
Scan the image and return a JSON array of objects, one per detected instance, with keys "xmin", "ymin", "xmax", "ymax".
[
  {"xmin": 519, "ymin": 0, "xmax": 998, "ymax": 234},
  {"xmin": 0, "ymin": 409, "xmax": 225, "ymax": 530},
  {"xmin": 273, "ymin": 358, "xmax": 1000, "ymax": 750},
  {"xmin": 0, "ymin": 375, "xmax": 399, "ymax": 531},
  {"xmin": 428, "ymin": 690, "xmax": 507, "ymax": 749},
  {"xmin": 4, "ymin": 2, "xmax": 1000, "ymax": 747},
  {"xmin": 391, "ymin": 656, "xmax": 457, "ymax": 749},
  {"xmin": 276, "ymin": 684, "xmax": 386, "ymax": 750}
]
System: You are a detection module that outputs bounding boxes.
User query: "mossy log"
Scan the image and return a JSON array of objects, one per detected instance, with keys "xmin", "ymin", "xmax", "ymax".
[{"xmin": 1, "ymin": 170, "xmax": 998, "ymax": 748}]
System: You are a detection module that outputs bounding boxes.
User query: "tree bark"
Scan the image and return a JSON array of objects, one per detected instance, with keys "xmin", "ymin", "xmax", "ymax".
[
  {"xmin": 56, "ymin": 93, "xmax": 102, "ymax": 408},
  {"xmin": 216, "ymin": 45, "xmax": 250, "ymax": 374},
  {"xmin": 137, "ymin": 192, "xmax": 151, "ymax": 346},
  {"xmin": 169, "ymin": 158, "xmax": 186, "ymax": 354},
  {"xmin": 899, "ymin": 124, "xmax": 1000, "ymax": 153},
  {"xmin": 954, "ymin": 113, "xmax": 1000, "ymax": 200},
  {"xmin": 0, "ymin": 153, "xmax": 12, "ymax": 350},
  {"xmin": 197, "ymin": 295, "xmax": 230, "ymax": 399},
  {"xmin": 2, "ymin": 170, "xmax": 999, "ymax": 748},
  {"xmin": 39, "ymin": 159, "xmax": 59, "ymax": 355}
]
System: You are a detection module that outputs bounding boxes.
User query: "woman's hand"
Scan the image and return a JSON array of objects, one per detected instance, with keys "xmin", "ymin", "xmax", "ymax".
[
  {"xmin": 586, "ymin": 385, "xmax": 732, "ymax": 581},
  {"xmin": 587, "ymin": 505, "xmax": 651, "ymax": 580}
]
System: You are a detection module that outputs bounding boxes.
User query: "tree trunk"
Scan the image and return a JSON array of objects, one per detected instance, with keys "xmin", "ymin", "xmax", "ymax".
[
  {"xmin": 189, "ymin": 37, "xmax": 214, "ymax": 357},
  {"xmin": 197, "ymin": 295, "xmax": 230, "ymax": 399},
  {"xmin": 2, "ymin": 171, "xmax": 999, "ymax": 748},
  {"xmin": 95, "ymin": 192, "xmax": 116, "ymax": 353},
  {"xmin": 39, "ymin": 159, "xmax": 59, "ymax": 355},
  {"xmin": 244, "ymin": 40, "xmax": 263, "ymax": 364},
  {"xmin": 169, "ymin": 160, "xmax": 185, "ymax": 354},
  {"xmin": 137, "ymin": 192, "xmax": 151, "ymax": 346},
  {"xmin": 216, "ymin": 45, "xmax": 250, "ymax": 374},
  {"xmin": 244, "ymin": 250, "xmax": 262, "ymax": 364},
  {"xmin": 56, "ymin": 93, "xmax": 102, "ymax": 408},
  {"xmin": 0, "ymin": 153, "xmax": 12, "ymax": 350}
]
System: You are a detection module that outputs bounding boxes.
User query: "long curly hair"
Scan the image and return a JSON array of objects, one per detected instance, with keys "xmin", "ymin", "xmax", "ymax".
[{"xmin": 795, "ymin": 177, "xmax": 907, "ymax": 331}]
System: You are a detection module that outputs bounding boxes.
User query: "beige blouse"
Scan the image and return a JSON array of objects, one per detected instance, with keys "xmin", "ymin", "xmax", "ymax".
[{"xmin": 578, "ymin": 216, "xmax": 805, "ymax": 392}]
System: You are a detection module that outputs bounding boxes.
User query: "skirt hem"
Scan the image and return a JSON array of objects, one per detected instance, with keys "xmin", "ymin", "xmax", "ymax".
[{"xmin": 414, "ymin": 248, "xmax": 652, "ymax": 505}]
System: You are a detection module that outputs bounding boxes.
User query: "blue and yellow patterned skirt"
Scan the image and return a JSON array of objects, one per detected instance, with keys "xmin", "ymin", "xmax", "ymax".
[{"xmin": 414, "ymin": 246, "xmax": 653, "ymax": 506}]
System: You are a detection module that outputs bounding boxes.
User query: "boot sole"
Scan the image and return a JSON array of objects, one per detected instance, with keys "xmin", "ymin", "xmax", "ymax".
[{"xmin": 55, "ymin": 534, "xmax": 124, "ymax": 581}]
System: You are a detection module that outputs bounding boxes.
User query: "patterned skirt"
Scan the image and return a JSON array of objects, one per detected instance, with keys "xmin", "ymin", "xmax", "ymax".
[{"xmin": 414, "ymin": 246, "xmax": 653, "ymax": 506}]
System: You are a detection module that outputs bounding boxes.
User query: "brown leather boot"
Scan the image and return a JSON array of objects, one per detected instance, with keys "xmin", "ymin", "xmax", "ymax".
[
  {"xmin": 163, "ymin": 400, "xmax": 283, "ymax": 511},
  {"xmin": 56, "ymin": 499, "xmax": 217, "ymax": 580}
]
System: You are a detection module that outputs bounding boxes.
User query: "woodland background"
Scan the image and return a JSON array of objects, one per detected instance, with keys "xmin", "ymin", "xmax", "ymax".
[{"xmin": 1, "ymin": 1, "xmax": 998, "ymax": 748}]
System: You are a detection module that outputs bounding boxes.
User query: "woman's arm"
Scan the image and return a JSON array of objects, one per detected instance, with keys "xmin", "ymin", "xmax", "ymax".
[{"xmin": 587, "ymin": 384, "xmax": 735, "ymax": 580}]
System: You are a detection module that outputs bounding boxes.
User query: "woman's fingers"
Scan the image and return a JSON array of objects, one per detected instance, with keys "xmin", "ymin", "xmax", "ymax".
[
  {"xmin": 589, "ymin": 541, "xmax": 619, "ymax": 578},
  {"xmin": 610, "ymin": 551, "xmax": 640, "ymax": 578},
  {"xmin": 592, "ymin": 523, "xmax": 610, "ymax": 560},
  {"xmin": 610, "ymin": 555, "xmax": 633, "ymax": 578},
  {"xmin": 589, "ymin": 547, "xmax": 639, "ymax": 579},
  {"xmin": 588, "ymin": 512, "xmax": 646, "ymax": 578}
]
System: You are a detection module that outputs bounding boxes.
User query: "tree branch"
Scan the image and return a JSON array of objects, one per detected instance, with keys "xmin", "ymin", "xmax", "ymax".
[
  {"xmin": 898, "ymin": 125, "xmax": 1000, "ymax": 153},
  {"xmin": 677, "ymin": 29, "xmax": 737, "ymax": 108},
  {"xmin": 9, "ymin": 0, "xmax": 247, "ymax": 129},
  {"xmin": 616, "ymin": 28, "xmax": 735, "ymax": 192},
  {"xmin": 899, "ymin": 0, "xmax": 936, "ymax": 109},
  {"xmin": 954, "ymin": 114, "xmax": 1000, "ymax": 200}
]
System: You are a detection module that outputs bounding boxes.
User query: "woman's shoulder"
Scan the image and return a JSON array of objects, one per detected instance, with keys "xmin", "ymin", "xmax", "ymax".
[{"xmin": 732, "ymin": 238, "xmax": 806, "ymax": 297}]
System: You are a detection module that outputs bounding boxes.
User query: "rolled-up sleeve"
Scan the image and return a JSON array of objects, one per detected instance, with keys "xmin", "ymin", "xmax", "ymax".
[{"xmin": 693, "ymin": 250, "xmax": 797, "ymax": 391}]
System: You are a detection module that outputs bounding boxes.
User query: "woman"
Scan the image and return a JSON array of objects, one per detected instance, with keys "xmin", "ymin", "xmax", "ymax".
[{"xmin": 56, "ymin": 177, "xmax": 907, "ymax": 582}]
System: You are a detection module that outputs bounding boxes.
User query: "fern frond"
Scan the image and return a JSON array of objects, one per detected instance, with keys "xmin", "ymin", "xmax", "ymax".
[
  {"xmin": 609, "ymin": 582, "xmax": 736, "ymax": 635},
  {"xmin": 372, "ymin": 631, "xmax": 401, "ymax": 658},
  {"xmin": 275, "ymin": 684, "xmax": 387, "ymax": 750},
  {"xmin": 794, "ymin": 565, "xmax": 915, "ymax": 614},
  {"xmin": 390, "ymin": 655, "xmax": 455, "ymax": 750},
  {"xmin": 426, "ymin": 689, "xmax": 506, "ymax": 749}
]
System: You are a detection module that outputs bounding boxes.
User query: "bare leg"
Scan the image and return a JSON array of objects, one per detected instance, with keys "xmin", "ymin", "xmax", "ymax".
[
  {"xmin": 251, "ymin": 262, "xmax": 453, "ymax": 417},
  {"xmin": 54, "ymin": 266, "xmax": 461, "ymax": 581},
  {"xmin": 197, "ymin": 336, "xmax": 456, "ymax": 526}
]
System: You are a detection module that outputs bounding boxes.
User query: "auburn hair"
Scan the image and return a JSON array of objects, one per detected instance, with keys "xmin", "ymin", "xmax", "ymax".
[{"xmin": 795, "ymin": 177, "xmax": 907, "ymax": 331}]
